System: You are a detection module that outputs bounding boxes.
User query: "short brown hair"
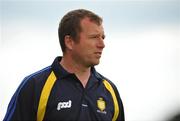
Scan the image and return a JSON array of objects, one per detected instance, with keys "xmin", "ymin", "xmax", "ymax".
[{"xmin": 58, "ymin": 9, "xmax": 103, "ymax": 52}]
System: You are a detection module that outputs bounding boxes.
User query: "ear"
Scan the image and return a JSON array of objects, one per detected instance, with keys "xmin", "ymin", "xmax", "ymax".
[{"xmin": 64, "ymin": 35, "xmax": 74, "ymax": 50}]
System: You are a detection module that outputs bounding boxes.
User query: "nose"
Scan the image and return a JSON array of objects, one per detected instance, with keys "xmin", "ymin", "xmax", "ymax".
[{"xmin": 97, "ymin": 37, "xmax": 105, "ymax": 49}]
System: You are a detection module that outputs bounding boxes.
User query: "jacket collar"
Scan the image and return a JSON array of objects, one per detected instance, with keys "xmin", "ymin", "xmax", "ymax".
[{"xmin": 51, "ymin": 56, "xmax": 104, "ymax": 82}]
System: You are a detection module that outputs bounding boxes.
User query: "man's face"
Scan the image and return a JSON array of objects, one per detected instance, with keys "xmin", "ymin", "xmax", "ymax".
[{"xmin": 71, "ymin": 17, "xmax": 105, "ymax": 67}]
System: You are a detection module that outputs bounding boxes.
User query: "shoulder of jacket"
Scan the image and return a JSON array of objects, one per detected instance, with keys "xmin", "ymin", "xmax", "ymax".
[
  {"xmin": 95, "ymin": 72, "xmax": 116, "ymax": 87},
  {"xmin": 26, "ymin": 66, "xmax": 51, "ymax": 80},
  {"xmin": 19, "ymin": 66, "xmax": 52, "ymax": 89}
]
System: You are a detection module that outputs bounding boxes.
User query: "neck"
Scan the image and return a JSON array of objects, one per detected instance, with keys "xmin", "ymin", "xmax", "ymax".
[{"xmin": 60, "ymin": 55, "xmax": 91, "ymax": 87}]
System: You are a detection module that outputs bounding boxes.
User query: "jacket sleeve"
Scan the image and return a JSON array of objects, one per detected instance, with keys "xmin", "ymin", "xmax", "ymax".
[
  {"xmin": 4, "ymin": 76, "xmax": 37, "ymax": 121},
  {"xmin": 112, "ymin": 84, "xmax": 125, "ymax": 121}
]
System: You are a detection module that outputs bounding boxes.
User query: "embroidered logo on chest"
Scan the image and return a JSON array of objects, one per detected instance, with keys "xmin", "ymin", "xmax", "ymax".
[
  {"xmin": 97, "ymin": 97, "xmax": 107, "ymax": 114},
  {"xmin": 57, "ymin": 100, "xmax": 72, "ymax": 111}
]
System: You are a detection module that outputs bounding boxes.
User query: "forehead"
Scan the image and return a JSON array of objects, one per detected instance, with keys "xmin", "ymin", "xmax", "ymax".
[{"xmin": 80, "ymin": 17, "xmax": 104, "ymax": 33}]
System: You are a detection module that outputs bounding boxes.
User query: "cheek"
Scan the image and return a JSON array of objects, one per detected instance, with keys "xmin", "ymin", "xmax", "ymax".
[
  {"xmin": 73, "ymin": 45, "xmax": 87, "ymax": 57},
  {"xmin": 84, "ymin": 42, "xmax": 96, "ymax": 50},
  {"xmin": 80, "ymin": 42, "xmax": 94, "ymax": 52},
  {"xmin": 77, "ymin": 46, "xmax": 93, "ymax": 59},
  {"xmin": 73, "ymin": 41, "xmax": 96, "ymax": 56}
]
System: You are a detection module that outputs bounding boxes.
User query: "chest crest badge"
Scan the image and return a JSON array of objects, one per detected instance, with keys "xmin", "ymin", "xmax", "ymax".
[{"xmin": 97, "ymin": 97, "xmax": 106, "ymax": 111}]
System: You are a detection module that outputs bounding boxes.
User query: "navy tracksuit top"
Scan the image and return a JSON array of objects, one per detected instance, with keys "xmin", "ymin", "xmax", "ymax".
[{"xmin": 4, "ymin": 57, "xmax": 125, "ymax": 121}]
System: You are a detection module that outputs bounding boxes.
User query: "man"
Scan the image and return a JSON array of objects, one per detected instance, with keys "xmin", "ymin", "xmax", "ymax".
[{"xmin": 4, "ymin": 9, "xmax": 125, "ymax": 121}]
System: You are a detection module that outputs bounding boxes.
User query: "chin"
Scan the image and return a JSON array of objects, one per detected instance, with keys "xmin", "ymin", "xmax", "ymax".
[
  {"xmin": 86, "ymin": 58, "xmax": 100, "ymax": 67},
  {"xmin": 91, "ymin": 60, "xmax": 100, "ymax": 66}
]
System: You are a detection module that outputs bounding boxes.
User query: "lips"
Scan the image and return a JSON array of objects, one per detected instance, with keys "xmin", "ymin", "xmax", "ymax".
[
  {"xmin": 94, "ymin": 52, "xmax": 102, "ymax": 57},
  {"xmin": 94, "ymin": 52, "xmax": 102, "ymax": 54}
]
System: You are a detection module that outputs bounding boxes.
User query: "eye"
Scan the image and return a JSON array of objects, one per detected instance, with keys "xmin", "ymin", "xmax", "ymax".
[
  {"xmin": 89, "ymin": 35, "xmax": 99, "ymax": 39},
  {"xmin": 89, "ymin": 34, "xmax": 105, "ymax": 40}
]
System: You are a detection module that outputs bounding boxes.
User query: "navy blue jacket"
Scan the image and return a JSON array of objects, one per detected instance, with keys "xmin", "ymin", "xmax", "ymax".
[{"xmin": 4, "ymin": 57, "xmax": 125, "ymax": 121}]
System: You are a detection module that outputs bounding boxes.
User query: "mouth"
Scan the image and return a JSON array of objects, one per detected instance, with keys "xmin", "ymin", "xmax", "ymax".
[{"xmin": 94, "ymin": 52, "xmax": 102, "ymax": 57}]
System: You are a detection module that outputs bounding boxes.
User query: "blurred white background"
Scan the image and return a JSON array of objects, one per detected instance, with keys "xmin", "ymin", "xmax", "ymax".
[{"xmin": 0, "ymin": 0, "xmax": 180, "ymax": 121}]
